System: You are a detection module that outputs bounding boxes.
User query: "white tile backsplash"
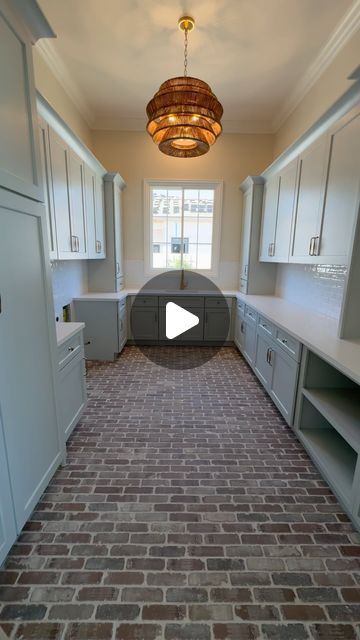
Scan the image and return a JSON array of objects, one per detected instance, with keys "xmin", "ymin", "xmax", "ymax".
[
  {"xmin": 275, "ymin": 263, "xmax": 347, "ymax": 320},
  {"xmin": 51, "ymin": 261, "xmax": 88, "ymax": 320}
]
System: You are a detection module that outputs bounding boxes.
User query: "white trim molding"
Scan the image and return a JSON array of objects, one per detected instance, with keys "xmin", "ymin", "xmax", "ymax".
[
  {"xmin": 143, "ymin": 179, "xmax": 223, "ymax": 280},
  {"xmin": 272, "ymin": 0, "xmax": 360, "ymax": 132},
  {"xmin": 35, "ymin": 39, "xmax": 94, "ymax": 126}
]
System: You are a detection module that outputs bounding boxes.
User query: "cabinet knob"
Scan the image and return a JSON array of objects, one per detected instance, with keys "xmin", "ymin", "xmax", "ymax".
[
  {"xmin": 281, "ymin": 338, "xmax": 288, "ymax": 344},
  {"xmin": 68, "ymin": 346, "xmax": 74, "ymax": 352}
]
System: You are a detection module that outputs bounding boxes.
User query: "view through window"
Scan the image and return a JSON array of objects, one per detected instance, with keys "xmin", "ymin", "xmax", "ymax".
[{"xmin": 150, "ymin": 185, "xmax": 217, "ymax": 270}]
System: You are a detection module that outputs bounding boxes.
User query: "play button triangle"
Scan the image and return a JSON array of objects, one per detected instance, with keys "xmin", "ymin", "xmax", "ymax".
[{"xmin": 166, "ymin": 302, "xmax": 200, "ymax": 340}]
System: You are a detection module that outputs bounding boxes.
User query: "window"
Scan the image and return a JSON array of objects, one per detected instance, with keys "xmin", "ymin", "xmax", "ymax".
[{"xmin": 144, "ymin": 180, "xmax": 222, "ymax": 274}]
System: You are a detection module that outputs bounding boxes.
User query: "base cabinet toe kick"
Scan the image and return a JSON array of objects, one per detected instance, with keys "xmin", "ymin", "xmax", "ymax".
[{"xmin": 235, "ymin": 300, "xmax": 360, "ymax": 531}]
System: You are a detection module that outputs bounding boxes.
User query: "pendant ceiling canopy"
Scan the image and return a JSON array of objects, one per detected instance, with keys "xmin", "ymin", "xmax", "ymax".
[{"xmin": 146, "ymin": 16, "xmax": 223, "ymax": 158}]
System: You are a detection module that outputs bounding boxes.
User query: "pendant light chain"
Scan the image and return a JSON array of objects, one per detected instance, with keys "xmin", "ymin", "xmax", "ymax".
[{"xmin": 184, "ymin": 27, "xmax": 188, "ymax": 76}]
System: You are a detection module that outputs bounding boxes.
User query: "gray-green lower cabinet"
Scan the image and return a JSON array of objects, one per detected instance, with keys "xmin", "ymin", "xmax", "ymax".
[
  {"xmin": 74, "ymin": 300, "xmax": 128, "ymax": 360},
  {"xmin": 243, "ymin": 319, "xmax": 257, "ymax": 366},
  {"xmin": 269, "ymin": 347, "xmax": 299, "ymax": 424},
  {"xmin": 204, "ymin": 309, "xmax": 230, "ymax": 341},
  {"xmin": 58, "ymin": 330, "xmax": 87, "ymax": 441},
  {"xmin": 130, "ymin": 307, "xmax": 159, "ymax": 341}
]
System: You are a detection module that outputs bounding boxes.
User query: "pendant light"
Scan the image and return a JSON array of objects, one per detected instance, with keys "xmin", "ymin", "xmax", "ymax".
[{"xmin": 146, "ymin": 16, "xmax": 223, "ymax": 158}]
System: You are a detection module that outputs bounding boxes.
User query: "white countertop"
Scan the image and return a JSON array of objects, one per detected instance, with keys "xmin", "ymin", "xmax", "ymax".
[
  {"xmin": 73, "ymin": 289, "xmax": 239, "ymax": 302},
  {"xmin": 56, "ymin": 322, "xmax": 85, "ymax": 347},
  {"xmin": 238, "ymin": 294, "xmax": 360, "ymax": 386},
  {"xmin": 71, "ymin": 289, "xmax": 360, "ymax": 385}
]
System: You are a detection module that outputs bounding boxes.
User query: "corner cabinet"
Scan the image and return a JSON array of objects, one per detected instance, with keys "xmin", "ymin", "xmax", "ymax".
[{"xmin": 58, "ymin": 329, "xmax": 87, "ymax": 441}]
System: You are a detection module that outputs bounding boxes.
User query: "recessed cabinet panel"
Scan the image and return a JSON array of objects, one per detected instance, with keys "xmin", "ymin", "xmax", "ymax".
[
  {"xmin": 0, "ymin": 411, "xmax": 17, "ymax": 566},
  {"xmin": 204, "ymin": 309, "xmax": 229, "ymax": 341},
  {"xmin": 259, "ymin": 175, "xmax": 279, "ymax": 261},
  {"xmin": 68, "ymin": 150, "xmax": 87, "ymax": 258},
  {"xmin": 38, "ymin": 119, "xmax": 57, "ymax": 259},
  {"xmin": 274, "ymin": 160, "xmax": 298, "ymax": 261},
  {"xmin": 240, "ymin": 190, "xmax": 251, "ymax": 279},
  {"xmin": 94, "ymin": 174, "xmax": 106, "ymax": 258},
  {"xmin": 254, "ymin": 333, "xmax": 273, "ymax": 389},
  {"xmin": 0, "ymin": 10, "xmax": 41, "ymax": 199},
  {"xmin": 59, "ymin": 354, "xmax": 86, "ymax": 441},
  {"xmin": 131, "ymin": 308, "xmax": 158, "ymax": 341},
  {"xmin": 290, "ymin": 135, "xmax": 328, "ymax": 260},
  {"xmin": 320, "ymin": 112, "xmax": 360, "ymax": 261},
  {"xmin": 48, "ymin": 127, "xmax": 72, "ymax": 257},
  {"xmin": 270, "ymin": 348, "xmax": 299, "ymax": 423},
  {"xmin": 243, "ymin": 319, "xmax": 257, "ymax": 366},
  {"xmin": 84, "ymin": 165, "xmax": 97, "ymax": 258},
  {"xmin": 0, "ymin": 200, "xmax": 61, "ymax": 531}
]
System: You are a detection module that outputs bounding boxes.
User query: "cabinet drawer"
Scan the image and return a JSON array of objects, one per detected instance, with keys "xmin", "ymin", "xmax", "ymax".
[
  {"xmin": 58, "ymin": 332, "xmax": 83, "ymax": 370},
  {"xmin": 159, "ymin": 296, "xmax": 203, "ymax": 308},
  {"xmin": 275, "ymin": 328, "xmax": 301, "ymax": 361},
  {"xmin": 131, "ymin": 296, "xmax": 158, "ymax": 307},
  {"xmin": 205, "ymin": 296, "xmax": 233, "ymax": 309},
  {"xmin": 245, "ymin": 306, "xmax": 258, "ymax": 324},
  {"xmin": 257, "ymin": 315, "xmax": 275, "ymax": 339}
]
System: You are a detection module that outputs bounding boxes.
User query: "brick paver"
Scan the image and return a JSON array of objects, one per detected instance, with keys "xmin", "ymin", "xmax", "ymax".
[{"xmin": 1, "ymin": 346, "xmax": 360, "ymax": 639}]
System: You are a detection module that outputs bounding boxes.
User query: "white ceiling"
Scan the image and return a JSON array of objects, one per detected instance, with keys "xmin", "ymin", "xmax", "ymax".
[{"xmin": 37, "ymin": 0, "xmax": 359, "ymax": 132}]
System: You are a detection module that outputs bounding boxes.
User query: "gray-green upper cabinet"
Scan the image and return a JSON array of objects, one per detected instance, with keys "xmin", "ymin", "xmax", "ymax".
[
  {"xmin": 273, "ymin": 159, "xmax": 298, "ymax": 262},
  {"xmin": 67, "ymin": 149, "xmax": 87, "ymax": 258},
  {"xmin": 38, "ymin": 117, "xmax": 58, "ymax": 260},
  {"xmin": 259, "ymin": 175, "xmax": 280, "ymax": 261},
  {"xmin": 0, "ymin": 3, "xmax": 44, "ymax": 200},
  {"xmin": 289, "ymin": 134, "xmax": 329, "ymax": 262},
  {"xmin": 84, "ymin": 166, "xmax": 106, "ymax": 259},
  {"xmin": 318, "ymin": 110, "xmax": 360, "ymax": 264},
  {"xmin": 48, "ymin": 126, "xmax": 72, "ymax": 259}
]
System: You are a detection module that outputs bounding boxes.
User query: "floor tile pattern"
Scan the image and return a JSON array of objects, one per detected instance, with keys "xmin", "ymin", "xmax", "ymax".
[{"xmin": 1, "ymin": 346, "xmax": 360, "ymax": 639}]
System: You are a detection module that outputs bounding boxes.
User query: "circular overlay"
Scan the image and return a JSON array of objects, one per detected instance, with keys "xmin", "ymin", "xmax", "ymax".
[{"xmin": 130, "ymin": 270, "xmax": 231, "ymax": 370}]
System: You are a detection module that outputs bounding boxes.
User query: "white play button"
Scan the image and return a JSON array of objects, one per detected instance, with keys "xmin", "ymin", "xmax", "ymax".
[{"xmin": 166, "ymin": 302, "xmax": 199, "ymax": 340}]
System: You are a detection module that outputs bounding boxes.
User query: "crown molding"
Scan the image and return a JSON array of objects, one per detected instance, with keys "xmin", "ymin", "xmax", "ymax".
[
  {"xmin": 272, "ymin": 0, "xmax": 360, "ymax": 132},
  {"xmin": 90, "ymin": 115, "xmax": 273, "ymax": 134},
  {"xmin": 35, "ymin": 39, "xmax": 94, "ymax": 126}
]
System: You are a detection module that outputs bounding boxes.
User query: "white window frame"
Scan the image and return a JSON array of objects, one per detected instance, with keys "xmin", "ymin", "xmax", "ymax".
[{"xmin": 143, "ymin": 179, "xmax": 223, "ymax": 278}]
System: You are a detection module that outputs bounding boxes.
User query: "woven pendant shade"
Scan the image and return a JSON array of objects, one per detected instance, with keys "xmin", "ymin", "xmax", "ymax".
[{"xmin": 146, "ymin": 75, "xmax": 223, "ymax": 157}]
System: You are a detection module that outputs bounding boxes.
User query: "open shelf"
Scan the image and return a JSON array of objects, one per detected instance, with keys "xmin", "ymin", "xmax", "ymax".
[
  {"xmin": 300, "ymin": 427, "xmax": 356, "ymax": 507},
  {"xmin": 302, "ymin": 388, "xmax": 360, "ymax": 453}
]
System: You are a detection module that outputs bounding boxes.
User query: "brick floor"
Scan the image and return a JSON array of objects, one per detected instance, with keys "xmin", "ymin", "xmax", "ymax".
[{"xmin": 1, "ymin": 346, "xmax": 360, "ymax": 639}]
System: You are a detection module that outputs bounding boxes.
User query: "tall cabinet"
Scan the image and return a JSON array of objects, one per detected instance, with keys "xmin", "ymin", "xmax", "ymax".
[
  {"xmin": 239, "ymin": 177, "xmax": 276, "ymax": 294},
  {"xmin": 88, "ymin": 172, "xmax": 126, "ymax": 292},
  {"xmin": 0, "ymin": 1, "xmax": 62, "ymax": 564}
]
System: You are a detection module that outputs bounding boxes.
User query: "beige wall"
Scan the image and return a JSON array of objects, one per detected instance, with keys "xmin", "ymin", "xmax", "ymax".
[
  {"xmin": 274, "ymin": 30, "xmax": 360, "ymax": 156},
  {"xmin": 33, "ymin": 48, "xmax": 93, "ymax": 149},
  {"xmin": 92, "ymin": 130, "xmax": 274, "ymax": 288}
]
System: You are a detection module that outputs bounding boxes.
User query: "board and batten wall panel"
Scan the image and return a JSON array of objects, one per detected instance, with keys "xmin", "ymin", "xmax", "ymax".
[{"xmin": 92, "ymin": 130, "xmax": 274, "ymax": 289}]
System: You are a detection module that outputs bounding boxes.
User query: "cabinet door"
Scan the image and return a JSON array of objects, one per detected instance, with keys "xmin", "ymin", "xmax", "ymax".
[
  {"xmin": 243, "ymin": 320, "xmax": 257, "ymax": 366},
  {"xmin": 59, "ymin": 355, "xmax": 86, "ymax": 441},
  {"xmin": 48, "ymin": 127, "xmax": 72, "ymax": 258},
  {"xmin": 83, "ymin": 164, "xmax": 97, "ymax": 259},
  {"xmin": 259, "ymin": 175, "xmax": 280, "ymax": 261},
  {"xmin": 204, "ymin": 309, "xmax": 230, "ymax": 341},
  {"xmin": 319, "ymin": 111, "xmax": 360, "ymax": 262},
  {"xmin": 158, "ymin": 308, "xmax": 204, "ymax": 341},
  {"xmin": 38, "ymin": 118, "xmax": 58, "ymax": 260},
  {"xmin": 68, "ymin": 150, "xmax": 87, "ymax": 258},
  {"xmin": 118, "ymin": 304, "xmax": 127, "ymax": 352},
  {"xmin": 234, "ymin": 310, "xmax": 245, "ymax": 350},
  {"xmin": 270, "ymin": 347, "xmax": 299, "ymax": 425},
  {"xmin": 0, "ymin": 411, "xmax": 17, "ymax": 566},
  {"xmin": 0, "ymin": 193, "xmax": 61, "ymax": 531},
  {"xmin": 114, "ymin": 184, "xmax": 124, "ymax": 280},
  {"xmin": 240, "ymin": 189, "xmax": 251, "ymax": 279},
  {"xmin": 94, "ymin": 174, "xmax": 106, "ymax": 258},
  {"xmin": 131, "ymin": 308, "xmax": 158, "ymax": 341},
  {"xmin": 290, "ymin": 135, "xmax": 328, "ymax": 261},
  {"xmin": 0, "ymin": 4, "xmax": 42, "ymax": 200},
  {"xmin": 273, "ymin": 160, "xmax": 298, "ymax": 261},
  {"xmin": 254, "ymin": 333, "xmax": 273, "ymax": 390}
]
